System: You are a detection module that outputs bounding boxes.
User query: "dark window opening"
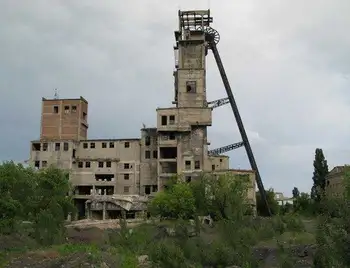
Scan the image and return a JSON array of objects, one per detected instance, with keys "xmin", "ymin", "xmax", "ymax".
[
  {"xmin": 195, "ymin": 160, "xmax": 200, "ymax": 169},
  {"xmin": 185, "ymin": 160, "xmax": 191, "ymax": 170},
  {"xmin": 220, "ymin": 158, "xmax": 223, "ymax": 163},
  {"xmin": 159, "ymin": 147, "xmax": 177, "ymax": 159},
  {"xmin": 169, "ymin": 133, "xmax": 176, "ymax": 140},
  {"xmin": 124, "ymin": 174, "xmax": 130, "ymax": 180},
  {"xmin": 169, "ymin": 115, "xmax": 175, "ymax": 125},
  {"xmin": 153, "ymin": 150, "xmax": 158, "ymax": 159},
  {"xmin": 98, "ymin": 162, "xmax": 104, "ymax": 168},
  {"xmin": 72, "ymin": 105, "xmax": 77, "ymax": 113},
  {"xmin": 83, "ymin": 143, "xmax": 88, "ymax": 149},
  {"xmin": 109, "ymin": 142, "xmax": 114, "ymax": 148},
  {"xmin": 96, "ymin": 186, "xmax": 114, "ymax": 195},
  {"xmin": 145, "ymin": 136, "xmax": 151, "ymax": 146},
  {"xmin": 145, "ymin": 185, "xmax": 151, "ymax": 195},
  {"xmin": 42, "ymin": 161, "xmax": 47, "ymax": 168},
  {"xmin": 106, "ymin": 161, "xmax": 111, "ymax": 168},
  {"xmin": 161, "ymin": 115, "xmax": 167, "ymax": 126},
  {"xmin": 124, "ymin": 163, "xmax": 130, "ymax": 169},
  {"xmin": 186, "ymin": 176, "xmax": 192, "ymax": 183},
  {"xmin": 53, "ymin": 106, "xmax": 59, "ymax": 113},
  {"xmin": 32, "ymin": 143, "xmax": 41, "ymax": 151},
  {"xmin": 42, "ymin": 143, "xmax": 48, "ymax": 151},
  {"xmin": 145, "ymin": 150, "xmax": 151, "ymax": 159},
  {"xmin": 95, "ymin": 174, "xmax": 114, "ymax": 182},
  {"xmin": 327, "ymin": 180, "xmax": 330, "ymax": 186},
  {"xmin": 75, "ymin": 186, "xmax": 93, "ymax": 195},
  {"xmin": 90, "ymin": 142, "xmax": 95, "ymax": 149},
  {"xmin": 152, "ymin": 185, "xmax": 158, "ymax": 192},
  {"xmin": 34, "ymin": 161, "xmax": 40, "ymax": 168},
  {"xmin": 64, "ymin": 106, "xmax": 70, "ymax": 113},
  {"xmin": 72, "ymin": 148, "xmax": 76, "ymax": 158},
  {"xmin": 82, "ymin": 112, "xmax": 87, "ymax": 120},
  {"xmin": 63, "ymin": 142, "xmax": 69, "ymax": 151},
  {"xmin": 78, "ymin": 162, "xmax": 83, "ymax": 168},
  {"xmin": 160, "ymin": 162, "xmax": 177, "ymax": 173},
  {"xmin": 102, "ymin": 142, "xmax": 107, "ymax": 148},
  {"xmin": 186, "ymin": 81, "xmax": 197, "ymax": 93},
  {"xmin": 212, "ymin": 164, "xmax": 215, "ymax": 171},
  {"xmin": 55, "ymin": 143, "xmax": 60, "ymax": 151},
  {"xmin": 124, "ymin": 142, "xmax": 130, "ymax": 148},
  {"xmin": 85, "ymin": 161, "xmax": 91, "ymax": 168}
]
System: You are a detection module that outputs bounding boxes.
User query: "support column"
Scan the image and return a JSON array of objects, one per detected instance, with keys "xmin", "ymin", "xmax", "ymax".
[{"xmin": 102, "ymin": 202, "xmax": 106, "ymax": 220}]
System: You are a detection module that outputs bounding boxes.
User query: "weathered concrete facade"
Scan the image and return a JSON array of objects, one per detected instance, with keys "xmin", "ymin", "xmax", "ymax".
[
  {"xmin": 29, "ymin": 10, "xmax": 256, "ymax": 219},
  {"xmin": 325, "ymin": 166, "xmax": 348, "ymax": 198}
]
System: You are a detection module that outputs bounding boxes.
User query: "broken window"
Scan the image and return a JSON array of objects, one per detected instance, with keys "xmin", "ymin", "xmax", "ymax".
[
  {"xmin": 78, "ymin": 162, "xmax": 83, "ymax": 168},
  {"xmin": 124, "ymin": 142, "xmax": 130, "ymax": 148},
  {"xmin": 124, "ymin": 163, "xmax": 130, "ymax": 169},
  {"xmin": 34, "ymin": 161, "xmax": 40, "ymax": 168},
  {"xmin": 102, "ymin": 142, "xmax": 107, "ymax": 148},
  {"xmin": 195, "ymin": 160, "xmax": 200, "ymax": 169},
  {"xmin": 83, "ymin": 143, "xmax": 88, "ymax": 149},
  {"xmin": 55, "ymin": 143, "xmax": 60, "ymax": 151},
  {"xmin": 106, "ymin": 161, "xmax": 111, "ymax": 168},
  {"xmin": 186, "ymin": 81, "xmax": 196, "ymax": 93},
  {"xmin": 32, "ymin": 143, "xmax": 41, "ymax": 151},
  {"xmin": 85, "ymin": 161, "xmax": 91, "ymax": 168},
  {"xmin": 153, "ymin": 150, "xmax": 158, "ymax": 159},
  {"xmin": 212, "ymin": 164, "xmax": 215, "ymax": 171},
  {"xmin": 53, "ymin": 106, "xmax": 59, "ymax": 113},
  {"xmin": 42, "ymin": 143, "xmax": 48, "ymax": 151},
  {"xmin": 185, "ymin": 160, "xmax": 191, "ymax": 170},
  {"xmin": 159, "ymin": 147, "xmax": 177, "ymax": 159},
  {"xmin": 63, "ymin": 142, "xmax": 69, "ymax": 151},
  {"xmin": 109, "ymin": 142, "xmax": 114, "ymax": 148},
  {"xmin": 161, "ymin": 115, "xmax": 167, "ymax": 126},
  {"xmin": 145, "ymin": 150, "xmax": 151, "ymax": 159},
  {"xmin": 64, "ymin": 105, "xmax": 70, "ymax": 113},
  {"xmin": 124, "ymin": 186, "xmax": 130, "ymax": 193},
  {"xmin": 145, "ymin": 136, "xmax": 151, "ymax": 146},
  {"xmin": 169, "ymin": 115, "xmax": 175, "ymax": 125},
  {"xmin": 42, "ymin": 161, "xmax": 47, "ymax": 168},
  {"xmin": 98, "ymin": 162, "xmax": 104, "ymax": 168},
  {"xmin": 145, "ymin": 185, "xmax": 151, "ymax": 195},
  {"xmin": 124, "ymin": 174, "xmax": 130, "ymax": 180},
  {"xmin": 72, "ymin": 105, "xmax": 77, "ymax": 113}
]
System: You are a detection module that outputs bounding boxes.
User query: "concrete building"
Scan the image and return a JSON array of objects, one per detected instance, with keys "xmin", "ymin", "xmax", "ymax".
[
  {"xmin": 325, "ymin": 166, "xmax": 349, "ymax": 198},
  {"xmin": 29, "ymin": 10, "xmax": 256, "ymax": 220}
]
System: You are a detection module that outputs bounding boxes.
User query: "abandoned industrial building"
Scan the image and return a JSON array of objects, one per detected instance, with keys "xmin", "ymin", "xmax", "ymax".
[{"xmin": 29, "ymin": 10, "xmax": 257, "ymax": 220}]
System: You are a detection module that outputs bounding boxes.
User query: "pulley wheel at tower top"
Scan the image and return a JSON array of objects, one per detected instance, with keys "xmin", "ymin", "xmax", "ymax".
[{"xmin": 204, "ymin": 27, "xmax": 220, "ymax": 45}]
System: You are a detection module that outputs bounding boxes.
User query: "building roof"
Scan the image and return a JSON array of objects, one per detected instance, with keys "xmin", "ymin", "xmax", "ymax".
[{"xmin": 42, "ymin": 96, "xmax": 88, "ymax": 104}]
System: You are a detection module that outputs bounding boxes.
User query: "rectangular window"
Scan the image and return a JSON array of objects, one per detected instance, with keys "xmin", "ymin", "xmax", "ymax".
[
  {"xmin": 185, "ymin": 160, "xmax": 191, "ymax": 170},
  {"xmin": 90, "ymin": 142, "xmax": 95, "ymax": 149},
  {"xmin": 83, "ymin": 143, "xmax": 88, "ymax": 149},
  {"xmin": 124, "ymin": 186, "xmax": 130, "ymax": 193},
  {"xmin": 34, "ymin": 161, "xmax": 40, "ymax": 168},
  {"xmin": 186, "ymin": 81, "xmax": 196, "ymax": 93},
  {"xmin": 71, "ymin": 105, "xmax": 77, "ymax": 113},
  {"xmin": 145, "ymin": 150, "xmax": 151, "ymax": 159},
  {"xmin": 42, "ymin": 161, "xmax": 47, "ymax": 168},
  {"xmin": 85, "ymin": 161, "xmax": 91, "ymax": 168},
  {"xmin": 195, "ymin": 160, "xmax": 200, "ymax": 169},
  {"xmin": 83, "ymin": 112, "xmax": 87, "ymax": 120},
  {"xmin": 78, "ymin": 162, "xmax": 83, "ymax": 168},
  {"xmin": 145, "ymin": 136, "xmax": 151, "ymax": 146},
  {"xmin": 124, "ymin": 142, "xmax": 130, "ymax": 148},
  {"xmin": 124, "ymin": 174, "xmax": 130, "ymax": 180},
  {"xmin": 153, "ymin": 150, "xmax": 158, "ymax": 159},
  {"xmin": 124, "ymin": 163, "xmax": 130, "ymax": 169},
  {"xmin": 212, "ymin": 164, "xmax": 215, "ymax": 171},
  {"xmin": 63, "ymin": 142, "xmax": 69, "ymax": 151},
  {"xmin": 53, "ymin": 106, "xmax": 59, "ymax": 113},
  {"xmin": 102, "ymin": 142, "xmax": 107, "ymax": 148},
  {"xmin": 145, "ymin": 185, "xmax": 151, "ymax": 195},
  {"xmin": 186, "ymin": 176, "xmax": 192, "ymax": 183},
  {"xmin": 109, "ymin": 142, "xmax": 114, "ymax": 148},
  {"xmin": 106, "ymin": 161, "xmax": 111, "ymax": 168},
  {"xmin": 42, "ymin": 143, "xmax": 48, "ymax": 151},
  {"xmin": 64, "ymin": 105, "xmax": 70, "ymax": 113},
  {"xmin": 169, "ymin": 115, "xmax": 175, "ymax": 125},
  {"xmin": 161, "ymin": 115, "xmax": 167, "ymax": 125},
  {"xmin": 98, "ymin": 162, "xmax": 104, "ymax": 168},
  {"xmin": 169, "ymin": 133, "xmax": 176, "ymax": 140},
  {"xmin": 152, "ymin": 185, "xmax": 158, "ymax": 192},
  {"xmin": 55, "ymin": 143, "xmax": 60, "ymax": 151}
]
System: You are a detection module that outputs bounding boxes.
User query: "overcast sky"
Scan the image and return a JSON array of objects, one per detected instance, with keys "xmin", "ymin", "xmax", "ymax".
[{"xmin": 1, "ymin": 0, "xmax": 349, "ymax": 195}]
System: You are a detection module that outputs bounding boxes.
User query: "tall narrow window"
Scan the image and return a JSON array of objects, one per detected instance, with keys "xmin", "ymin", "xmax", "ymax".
[{"xmin": 161, "ymin": 116, "xmax": 167, "ymax": 125}]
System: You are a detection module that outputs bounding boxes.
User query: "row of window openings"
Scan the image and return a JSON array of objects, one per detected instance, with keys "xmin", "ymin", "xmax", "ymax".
[
  {"xmin": 83, "ymin": 141, "xmax": 129, "ymax": 149},
  {"xmin": 78, "ymin": 161, "xmax": 131, "ymax": 169},
  {"xmin": 185, "ymin": 160, "xmax": 201, "ymax": 170},
  {"xmin": 161, "ymin": 115, "xmax": 176, "ymax": 126},
  {"xmin": 33, "ymin": 142, "xmax": 69, "ymax": 152},
  {"xmin": 53, "ymin": 105, "xmax": 87, "ymax": 120}
]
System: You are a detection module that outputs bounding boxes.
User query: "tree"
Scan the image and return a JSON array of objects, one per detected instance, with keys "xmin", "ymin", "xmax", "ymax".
[
  {"xmin": 311, "ymin": 148, "xmax": 329, "ymax": 203},
  {"xmin": 292, "ymin": 187, "xmax": 300, "ymax": 198},
  {"xmin": 256, "ymin": 188, "xmax": 279, "ymax": 216}
]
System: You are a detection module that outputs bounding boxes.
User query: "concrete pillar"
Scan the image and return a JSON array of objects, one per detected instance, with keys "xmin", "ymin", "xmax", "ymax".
[
  {"xmin": 102, "ymin": 202, "xmax": 106, "ymax": 220},
  {"xmin": 85, "ymin": 203, "xmax": 90, "ymax": 219}
]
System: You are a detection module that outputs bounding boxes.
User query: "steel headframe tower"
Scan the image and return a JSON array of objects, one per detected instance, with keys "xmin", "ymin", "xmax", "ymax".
[{"xmin": 176, "ymin": 9, "xmax": 271, "ymax": 216}]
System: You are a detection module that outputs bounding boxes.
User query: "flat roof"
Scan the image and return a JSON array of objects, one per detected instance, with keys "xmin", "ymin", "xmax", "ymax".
[
  {"xmin": 81, "ymin": 138, "xmax": 140, "ymax": 142},
  {"xmin": 42, "ymin": 96, "xmax": 88, "ymax": 104}
]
